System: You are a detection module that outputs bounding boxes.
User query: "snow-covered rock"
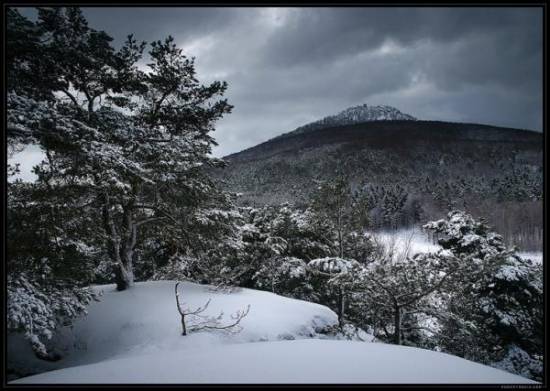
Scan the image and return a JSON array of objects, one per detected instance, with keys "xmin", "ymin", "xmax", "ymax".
[{"xmin": 292, "ymin": 103, "xmax": 416, "ymax": 136}]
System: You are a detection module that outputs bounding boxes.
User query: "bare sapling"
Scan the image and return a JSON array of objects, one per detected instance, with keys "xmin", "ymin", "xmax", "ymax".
[{"xmin": 175, "ymin": 282, "xmax": 250, "ymax": 336}]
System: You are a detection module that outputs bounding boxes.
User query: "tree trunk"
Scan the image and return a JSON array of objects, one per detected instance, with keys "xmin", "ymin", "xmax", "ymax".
[
  {"xmin": 102, "ymin": 194, "xmax": 137, "ymax": 291},
  {"xmin": 180, "ymin": 313, "xmax": 187, "ymax": 336},
  {"xmin": 338, "ymin": 227, "xmax": 344, "ymax": 259},
  {"xmin": 337, "ymin": 206, "xmax": 344, "ymax": 259},
  {"xmin": 175, "ymin": 282, "xmax": 187, "ymax": 335},
  {"xmin": 115, "ymin": 254, "xmax": 134, "ymax": 291},
  {"xmin": 394, "ymin": 304, "xmax": 401, "ymax": 345},
  {"xmin": 338, "ymin": 287, "xmax": 345, "ymax": 327}
]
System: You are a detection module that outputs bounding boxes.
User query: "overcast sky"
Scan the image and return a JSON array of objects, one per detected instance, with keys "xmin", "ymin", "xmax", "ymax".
[{"xmin": 12, "ymin": 7, "xmax": 543, "ymax": 179}]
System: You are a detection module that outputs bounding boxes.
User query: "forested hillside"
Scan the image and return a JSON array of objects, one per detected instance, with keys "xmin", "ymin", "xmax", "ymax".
[{"xmin": 216, "ymin": 120, "xmax": 542, "ymax": 250}]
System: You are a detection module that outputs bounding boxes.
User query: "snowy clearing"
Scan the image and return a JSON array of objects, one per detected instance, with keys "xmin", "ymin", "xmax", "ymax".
[
  {"xmin": 9, "ymin": 280, "xmax": 535, "ymax": 384},
  {"xmin": 371, "ymin": 228, "xmax": 440, "ymax": 261},
  {"xmin": 517, "ymin": 252, "xmax": 543, "ymax": 264},
  {"xmin": 373, "ymin": 228, "xmax": 542, "ymax": 265}
]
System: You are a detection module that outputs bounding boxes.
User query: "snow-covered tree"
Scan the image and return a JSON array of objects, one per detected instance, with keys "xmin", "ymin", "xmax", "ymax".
[
  {"xmin": 307, "ymin": 257, "xmax": 363, "ymax": 327},
  {"xmin": 310, "ymin": 175, "xmax": 355, "ymax": 258},
  {"xmin": 145, "ymin": 194, "xmax": 244, "ymax": 284},
  {"xmin": 357, "ymin": 249, "xmax": 457, "ymax": 345},
  {"xmin": 343, "ymin": 231, "xmax": 378, "ymax": 265},
  {"xmin": 205, "ymin": 204, "xmax": 335, "ymax": 292},
  {"xmin": 7, "ymin": 273, "xmax": 96, "ymax": 361},
  {"xmin": 6, "ymin": 179, "xmax": 99, "ymax": 359},
  {"xmin": 260, "ymin": 203, "xmax": 334, "ymax": 261},
  {"xmin": 7, "ymin": 7, "xmax": 232, "ymax": 291},
  {"xmin": 254, "ymin": 256, "xmax": 309, "ymax": 297},
  {"xmin": 423, "ymin": 210, "xmax": 543, "ymax": 380}
]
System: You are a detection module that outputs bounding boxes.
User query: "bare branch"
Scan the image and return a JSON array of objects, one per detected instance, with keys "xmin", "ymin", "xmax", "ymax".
[
  {"xmin": 183, "ymin": 298, "xmax": 211, "ymax": 316},
  {"xmin": 60, "ymin": 89, "xmax": 81, "ymax": 108},
  {"xmin": 401, "ymin": 268, "xmax": 457, "ymax": 307},
  {"xmin": 188, "ymin": 305, "xmax": 250, "ymax": 334},
  {"xmin": 175, "ymin": 282, "xmax": 250, "ymax": 336},
  {"xmin": 134, "ymin": 216, "xmax": 166, "ymax": 227}
]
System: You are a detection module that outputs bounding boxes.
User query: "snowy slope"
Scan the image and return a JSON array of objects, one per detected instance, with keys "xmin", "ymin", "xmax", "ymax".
[
  {"xmin": 13, "ymin": 339, "xmax": 536, "ymax": 384},
  {"xmin": 10, "ymin": 281, "xmax": 536, "ymax": 384},
  {"xmin": 7, "ymin": 280, "xmax": 339, "ymax": 379}
]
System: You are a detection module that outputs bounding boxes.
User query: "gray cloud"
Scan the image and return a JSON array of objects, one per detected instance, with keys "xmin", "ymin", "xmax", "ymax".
[
  {"xmin": 260, "ymin": 8, "xmax": 540, "ymax": 67},
  {"xmin": 12, "ymin": 6, "xmax": 544, "ymax": 166}
]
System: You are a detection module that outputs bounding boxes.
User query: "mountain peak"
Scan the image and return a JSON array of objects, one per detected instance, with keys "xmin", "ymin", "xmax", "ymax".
[
  {"xmin": 337, "ymin": 104, "xmax": 417, "ymax": 122},
  {"xmin": 291, "ymin": 104, "xmax": 417, "ymax": 136}
]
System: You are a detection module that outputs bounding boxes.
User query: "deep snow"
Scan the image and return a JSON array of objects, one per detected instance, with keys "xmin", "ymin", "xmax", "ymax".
[
  {"xmin": 9, "ymin": 280, "xmax": 536, "ymax": 384},
  {"xmin": 12, "ymin": 339, "xmax": 535, "ymax": 384}
]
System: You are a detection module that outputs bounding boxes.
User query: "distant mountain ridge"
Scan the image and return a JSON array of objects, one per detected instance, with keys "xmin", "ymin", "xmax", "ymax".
[{"xmin": 281, "ymin": 104, "xmax": 417, "ymax": 139}]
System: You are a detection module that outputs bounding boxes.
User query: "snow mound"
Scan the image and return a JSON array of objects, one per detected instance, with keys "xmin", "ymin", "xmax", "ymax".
[
  {"xmin": 9, "ymin": 280, "xmax": 338, "ymax": 373},
  {"xmin": 12, "ymin": 339, "xmax": 535, "ymax": 384}
]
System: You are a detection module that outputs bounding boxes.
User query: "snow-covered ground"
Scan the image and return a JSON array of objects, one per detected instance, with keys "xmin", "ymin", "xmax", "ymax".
[
  {"xmin": 9, "ymin": 281, "xmax": 337, "ymax": 373},
  {"xmin": 12, "ymin": 339, "xmax": 535, "ymax": 384},
  {"xmin": 517, "ymin": 252, "xmax": 543, "ymax": 264},
  {"xmin": 371, "ymin": 228, "xmax": 440, "ymax": 263},
  {"xmin": 372, "ymin": 228, "xmax": 542, "ymax": 264},
  {"xmin": 9, "ymin": 281, "xmax": 536, "ymax": 384}
]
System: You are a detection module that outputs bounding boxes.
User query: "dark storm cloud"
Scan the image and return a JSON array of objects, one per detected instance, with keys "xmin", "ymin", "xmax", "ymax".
[
  {"xmin": 81, "ymin": 7, "xmax": 247, "ymax": 47},
  {"xmin": 14, "ymin": 6, "xmax": 544, "ymax": 162},
  {"xmin": 261, "ymin": 8, "xmax": 540, "ymax": 67}
]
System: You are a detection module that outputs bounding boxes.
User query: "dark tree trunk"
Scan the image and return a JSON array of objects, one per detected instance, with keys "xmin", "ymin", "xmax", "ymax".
[
  {"xmin": 338, "ymin": 228, "xmax": 343, "ymax": 259},
  {"xmin": 338, "ymin": 287, "xmax": 345, "ymax": 327},
  {"xmin": 394, "ymin": 304, "xmax": 401, "ymax": 345},
  {"xmin": 180, "ymin": 314, "xmax": 187, "ymax": 336},
  {"xmin": 102, "ymin": 194, "xmax": 137, "ymax": 291},
  {"xmin": 175, "ymin": 282, "xmax": 187, "ymax": 335},
  {"xmin": 115, "ymin": 257, "xmax": 134, "ymax": 291}
]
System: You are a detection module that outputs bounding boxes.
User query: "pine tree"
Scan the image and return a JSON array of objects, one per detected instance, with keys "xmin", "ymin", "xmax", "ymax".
[
  {"xmin": 7, "ymin": 7, "xmax": 233, "ymax": 291},
  {"xmin": 423, "ymin": 211, "xmax": 543, "ymax": 380},
  {"xmin": 358, "ymin": 249, "xmax": 456, "ymax": 345},
  {"xmin": 307, "ymin": 257, "xmax": 363, "ymax": 327},
  {"xmin": 310, "ymin": 173, "xmax": 372, "ymax": 259}
]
